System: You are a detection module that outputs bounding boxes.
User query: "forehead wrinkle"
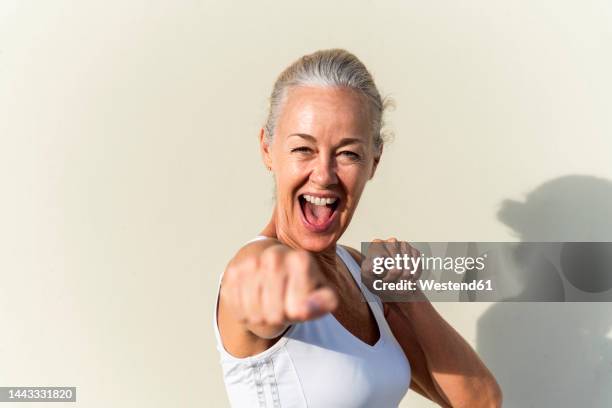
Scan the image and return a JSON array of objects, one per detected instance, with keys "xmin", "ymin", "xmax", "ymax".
[{"xmin": 277, "ymin": 87, "xmax": 372, "ymax": 146}]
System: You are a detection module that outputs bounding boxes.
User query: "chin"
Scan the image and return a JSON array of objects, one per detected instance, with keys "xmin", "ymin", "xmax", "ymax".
[{"xmin": 298, "ymin": 233, "xmax": 339, "ymax": 253}]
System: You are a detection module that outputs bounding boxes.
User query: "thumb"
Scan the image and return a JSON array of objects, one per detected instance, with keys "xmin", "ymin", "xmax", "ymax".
[{"xmin": 302, "ymin": 287, "xmax": 338, "ymax": 320}]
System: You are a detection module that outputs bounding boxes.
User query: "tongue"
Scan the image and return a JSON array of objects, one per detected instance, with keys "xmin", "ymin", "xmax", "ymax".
[{"xmin": 304, "ymin": 201, "xmax": 333, "ymax": 226}]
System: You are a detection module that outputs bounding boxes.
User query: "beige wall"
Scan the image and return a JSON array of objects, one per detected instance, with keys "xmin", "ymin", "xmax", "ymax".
[{"xmin": 1, "ymin": 1, "xmax": 611, "ymax": 407}]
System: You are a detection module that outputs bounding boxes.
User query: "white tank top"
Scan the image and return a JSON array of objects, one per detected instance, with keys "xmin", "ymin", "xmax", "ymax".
[{"xmin": 213, "ymin": 236, "xmax": 411, "ymax": 407}]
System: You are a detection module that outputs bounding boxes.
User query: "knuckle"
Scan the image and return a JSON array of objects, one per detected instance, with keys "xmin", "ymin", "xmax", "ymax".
[
  {"xmin": 285, "ymin": 308, "xmax": 302, "ymax": 321},
  {"xmin": 227, "ymin": 260, "xmax": 255, "ymax": 283},
  {"xmin": 284, "ymin": 301, "xmax": 299, "ymax": 319},
  {"xmin": 262, "ymin": 264, "xmax": 284, "ymax": 279},
  {"xmin": 223, "ymin": 265, "xmax": 240, "ymax": 286},
  {"xmin": 249, "ymin": 313, "xmax": 264, "ymax": 326},
  {"xmin": 284, "ymin": 251, "xmax": 301, "ymax": 269},
  {"xmin": 219, "ymin": 286, "xmax": 233, "ymax": 305},
  {"xmin": 265, "ymin": 312, "xmax": 284, "ymax": 326},
  {"xmin": 285, "ymin": 299, "xmax": 309, "ymax": 321},
  {"xmin": 261, "ymin": 248, "xmax": 282, "ymax": 266},
  {"xmin": 265, "ymin": 267, "xmax": 284, "ymax": 281},
  {"xmin": 292, "ymin": 264, "xmax": 315, "ymax": 283},
  {"xmin": 242, "ymin": 257, "xmax": 258, "ymax": 272},
  {"xmin": 225, "ymin": 262, "xmax": 239, "ymax": 276},
  {"xmin": 292, "ymin": 249, "xmax": 311, "ymax": 264}
]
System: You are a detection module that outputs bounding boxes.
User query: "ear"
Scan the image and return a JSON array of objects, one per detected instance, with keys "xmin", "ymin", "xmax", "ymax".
[
  {"xmin": 259, "ymin": 127, "xmax": 273, "ymax": 170},
  {"xmin": 369, "ymin": 144, "xmax": 383, "ymax": 180}
]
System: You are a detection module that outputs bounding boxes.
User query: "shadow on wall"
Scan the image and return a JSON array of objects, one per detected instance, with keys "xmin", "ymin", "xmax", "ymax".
[{"xmin": 477, "ymin": 175, "xmax": 612, "ymax": 408}]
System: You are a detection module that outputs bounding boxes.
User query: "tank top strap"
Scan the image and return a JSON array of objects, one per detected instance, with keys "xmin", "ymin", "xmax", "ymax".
[
  {"xmin": 245, "ymin": 235, "xmax": 273, "ymax": 244},
  {"xmin": 335, "ymin": 245, "xmax": 383, "ymax": 307},
  {"xmin": 335, "ymin": 245, "xmax": 361, "ymax": 281}
]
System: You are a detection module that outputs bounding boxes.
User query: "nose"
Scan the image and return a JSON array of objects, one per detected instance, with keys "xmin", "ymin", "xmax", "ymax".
[{"xmin": 311, "ymin": 155, "xmax": 338, "ymax": 187}]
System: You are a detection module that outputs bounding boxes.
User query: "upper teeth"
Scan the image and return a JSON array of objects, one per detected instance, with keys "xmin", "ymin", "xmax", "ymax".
[{"xmin": 303, "ymin": 194, "xmax": 338, "ymax": 206}]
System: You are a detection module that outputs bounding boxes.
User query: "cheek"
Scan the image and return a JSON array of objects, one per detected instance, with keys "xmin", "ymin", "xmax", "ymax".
[
  {"xmin": 278, "ymin": 160, "xmax": 310, "ymax": 187},
  {"xmin": 340, "ymin": 168, "xmax": 369, "ymax": 199},
  {"xmin": 275, "ymin": 167, "xmax": 304, "ymax": 199}
]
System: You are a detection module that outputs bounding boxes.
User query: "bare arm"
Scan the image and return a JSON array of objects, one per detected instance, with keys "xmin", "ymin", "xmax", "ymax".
[
  {"xmin": 384, "ymin": 301, "xmax": 502, "ymax": 408},
  {"xmin": 345, "ymin": 244, "xmax": 502, "ymax": 408}
]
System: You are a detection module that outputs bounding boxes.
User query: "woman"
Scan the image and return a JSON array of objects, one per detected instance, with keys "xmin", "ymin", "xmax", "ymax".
[{"xmin": 214, "ymin": 49, "xmax": 502, "ymax": 407}]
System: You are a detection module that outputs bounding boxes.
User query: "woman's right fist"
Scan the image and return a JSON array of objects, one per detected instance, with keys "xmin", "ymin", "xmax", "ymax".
[{"xmin": 220, "ymin": 244, "xmax": 338, "ymax": 339}]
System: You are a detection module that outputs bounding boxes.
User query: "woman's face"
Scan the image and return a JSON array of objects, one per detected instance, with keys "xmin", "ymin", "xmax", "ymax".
[{"xmin": 261, "ymin": 86, "xmax": 381, "ymax": 252}]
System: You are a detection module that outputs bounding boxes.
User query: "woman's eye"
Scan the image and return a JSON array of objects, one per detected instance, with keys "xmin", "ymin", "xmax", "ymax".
[
  {"xmin": 340, "ymin": 151, "xmax": 361, "ymax": 161},
  {"xmin": 291, "ymin": 147, "xmax": 313, "ymax": 154}
]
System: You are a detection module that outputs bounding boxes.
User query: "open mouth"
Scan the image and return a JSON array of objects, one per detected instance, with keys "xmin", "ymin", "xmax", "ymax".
[{"xmin": 298, "ymin": 194, "xmax": 340, "ymax": 233}]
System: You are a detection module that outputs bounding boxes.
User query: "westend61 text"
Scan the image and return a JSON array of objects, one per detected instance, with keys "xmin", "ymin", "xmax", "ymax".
[{"xmin": 373, "ymin": 279, "xmax": 494, "ymax": 292}]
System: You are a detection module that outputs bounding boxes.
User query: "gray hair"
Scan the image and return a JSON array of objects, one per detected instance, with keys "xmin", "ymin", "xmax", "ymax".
[{"xmin": 263, "ymin": 49, "xmax": 392, "ymax": 153}]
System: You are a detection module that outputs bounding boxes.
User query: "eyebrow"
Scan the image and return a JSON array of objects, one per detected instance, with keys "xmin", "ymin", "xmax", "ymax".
[
  {"xmin": 287, "ymin": 133, "xmax": 366, "ymax": 147},
  {"xmin": 288, "ymin": 133, "xmax": 317, "ymax": 142}
]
